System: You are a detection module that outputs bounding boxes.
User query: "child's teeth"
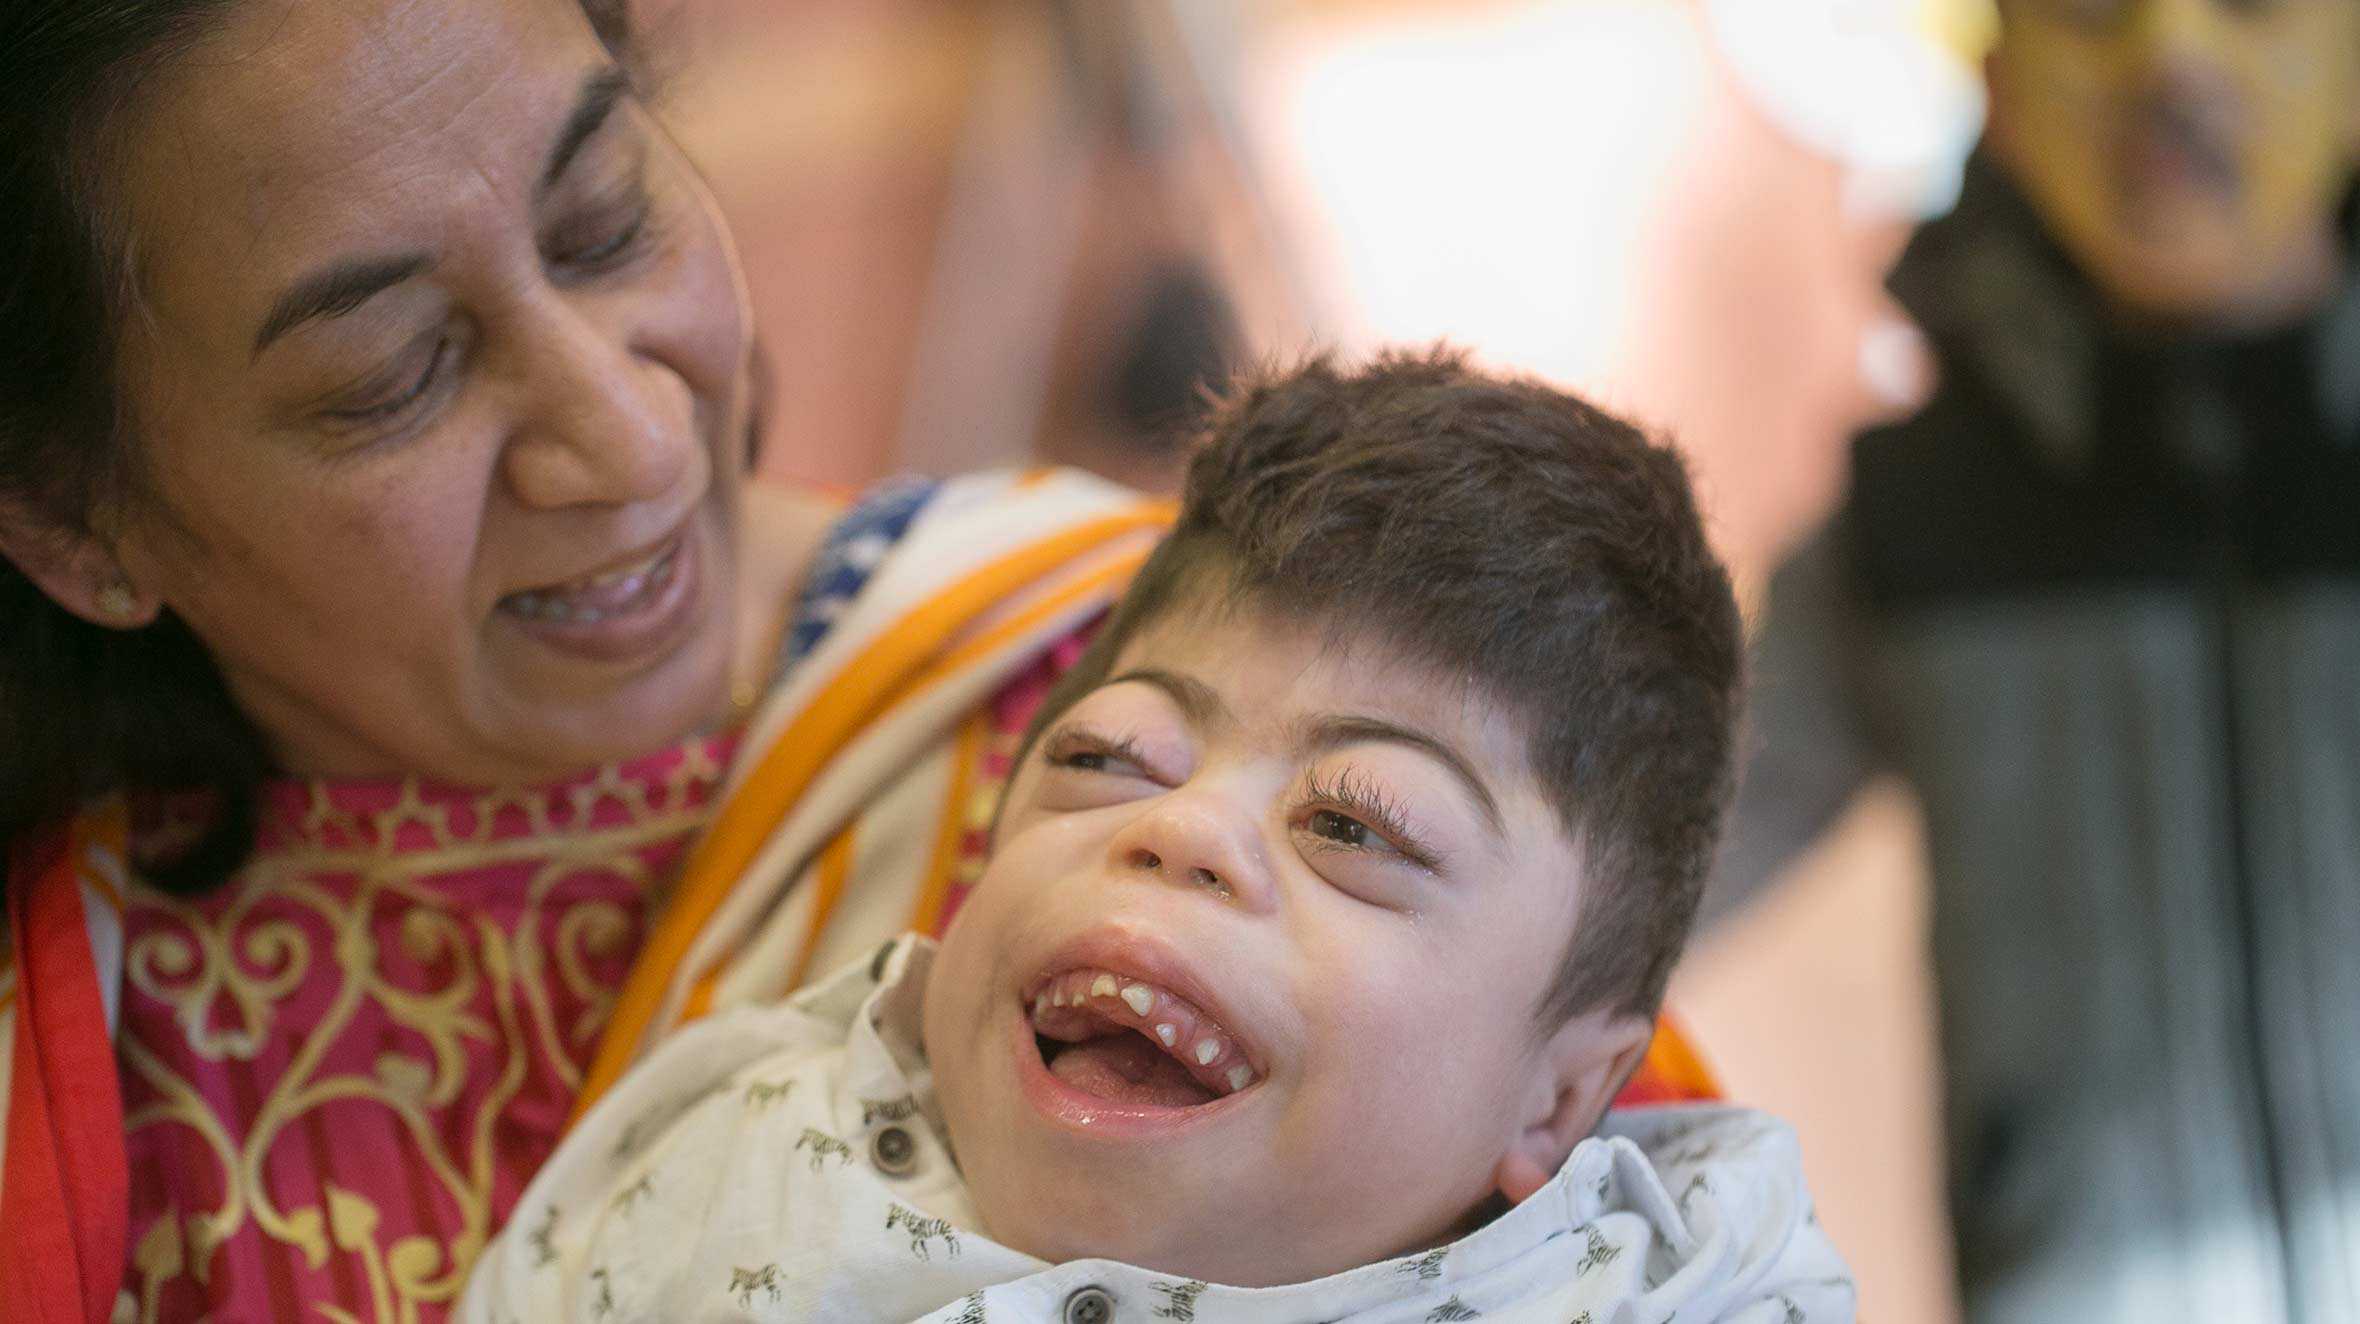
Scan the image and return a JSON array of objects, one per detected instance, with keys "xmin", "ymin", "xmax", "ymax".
[{"xmin": 1033, "ymin": 969, "xmax": 1253, "ymax": 1085}]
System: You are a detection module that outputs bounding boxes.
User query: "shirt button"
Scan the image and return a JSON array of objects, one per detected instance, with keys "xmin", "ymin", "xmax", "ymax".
[
  {"xmin": 870, "ymin": 1124, "xmax": 918, "ymax": 1175},
  {"xmin": 1062, "ymin": 1286, "xmax": 1115, "ymax": 1324}
]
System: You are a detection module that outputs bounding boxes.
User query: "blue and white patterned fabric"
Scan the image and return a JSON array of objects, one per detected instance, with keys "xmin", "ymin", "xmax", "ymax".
[{"xmin": 780, "ymin": 477, "xmax": 942, "ymax": 666}]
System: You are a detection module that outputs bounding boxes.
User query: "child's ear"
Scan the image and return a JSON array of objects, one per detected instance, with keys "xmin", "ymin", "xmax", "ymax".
[{"xmin": 1494, "ymin": 1011, "xmax": 1655, "ymax": 1206}]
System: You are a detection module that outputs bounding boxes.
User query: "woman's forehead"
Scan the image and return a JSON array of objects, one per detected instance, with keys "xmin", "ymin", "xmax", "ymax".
[{"xmin": 115, "ymin": 0, "xmax": 615, "ymax": 346}]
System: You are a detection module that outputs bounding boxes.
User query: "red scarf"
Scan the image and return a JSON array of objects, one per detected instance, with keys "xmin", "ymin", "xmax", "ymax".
[{"xmin": 2, "ymin": 820, "xmax": 129, "ymax": 1324}]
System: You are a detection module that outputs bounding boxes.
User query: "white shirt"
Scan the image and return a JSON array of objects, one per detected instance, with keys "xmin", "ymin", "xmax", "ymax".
[{"xmin": 461, "ymin": 938, "xmax": 1854, "ymax": 1323}]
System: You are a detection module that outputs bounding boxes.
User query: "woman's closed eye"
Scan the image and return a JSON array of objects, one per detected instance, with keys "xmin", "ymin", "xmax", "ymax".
[
  {"xmin": 548, "ymin": 192, "xmax": 657, "ymax": 273},
  {"xmin": 545, "ymin": 159, "xmax": 665, "ymax": 277},
  {"xmin": 321, "ymin": 332, "xmax": 457, "ymax": 430},
  {"xmin": 312, "ymin": 191, "xmax": 666, "ymax": 439}
]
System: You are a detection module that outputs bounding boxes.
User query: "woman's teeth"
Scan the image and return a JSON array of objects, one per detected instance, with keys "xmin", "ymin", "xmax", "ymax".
[{"xmin": 503, "ymin": 542, "xmax": 680, "ymax": 624}]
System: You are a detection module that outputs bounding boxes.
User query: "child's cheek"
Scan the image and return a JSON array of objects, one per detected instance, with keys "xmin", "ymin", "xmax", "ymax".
[
  {"xmin": 998, "ymin": 803, "xmax": 1125, "ymax": 892},
  {"xmin": 1308, "ymin": 947, "xmax": 1461, "ymax": 1094}
]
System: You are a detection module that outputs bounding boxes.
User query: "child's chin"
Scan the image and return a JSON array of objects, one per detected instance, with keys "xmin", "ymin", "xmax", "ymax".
[
  {"xmin": 960, "ymin": 1137, "xmax": 1256, "ymax": 1275},
  {"xmin": 985, "ymin": 1212, "xmax": 1278, "ymax": 1290},
  {"xmin": 970, "ymin": 1136, "xmax": 1491, "ymax": 1290}
]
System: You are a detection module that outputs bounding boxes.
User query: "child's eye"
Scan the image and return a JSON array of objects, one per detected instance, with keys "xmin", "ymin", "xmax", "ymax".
[
  {"xmin": 1042, "ymin": 727, "xmax": 1153, "ymax": 779},
  {"xmin": 1305, "ymin": 808, "xmax": 1375, "ymax": 849},
  {"xmin": 1295, "ymin": 767, "xmax": 1442, "ymax": 873},
  {"xmin": 1031, "ymin": 725, "xmax": 1168, "ymax": 814}
]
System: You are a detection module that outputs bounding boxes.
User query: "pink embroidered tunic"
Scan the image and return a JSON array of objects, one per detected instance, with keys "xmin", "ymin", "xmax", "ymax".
[
  {"xmin": 114, "ymin": 735, "xmax": 738, "ymax": 1323},
  {"xmin": 107, "ymin": 639, "xmax": 1077, "ymax": 1323}
]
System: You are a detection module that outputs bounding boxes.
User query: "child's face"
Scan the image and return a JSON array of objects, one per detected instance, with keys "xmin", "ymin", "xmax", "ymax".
[{"xmin": 922, "ymin": 600, "xmax": 1651, "ymax": 1287}]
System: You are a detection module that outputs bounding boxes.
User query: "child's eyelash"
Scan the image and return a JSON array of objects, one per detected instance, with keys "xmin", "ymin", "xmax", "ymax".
[
  {"xmin": 1043, "ymin": 725, "xmax": 1150, "ymax": 773},
  {"xmin": 1300, "ymin": 766, "xmax": 1442, "ymax": 871}
]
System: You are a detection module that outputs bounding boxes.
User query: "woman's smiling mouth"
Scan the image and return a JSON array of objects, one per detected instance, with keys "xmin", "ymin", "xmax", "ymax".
[{"xmin": 496, "ymin": 526, "xmax": 702, "ymax": 663}]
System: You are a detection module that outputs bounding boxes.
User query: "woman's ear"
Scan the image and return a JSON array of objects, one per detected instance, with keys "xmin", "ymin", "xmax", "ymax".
[
  {"xmin": 1494, "ymin": 1011, "xmax": 1655, "ymax": 1206},
  {"xmin": 0, "ymin": 501, "xmax": 160, "ymax": 629}
]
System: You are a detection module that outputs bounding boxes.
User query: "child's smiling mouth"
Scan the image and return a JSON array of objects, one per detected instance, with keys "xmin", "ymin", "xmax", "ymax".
[{"xmin": 1025, "ymin": 966, "xmax": 1260, "ymax": 1106}]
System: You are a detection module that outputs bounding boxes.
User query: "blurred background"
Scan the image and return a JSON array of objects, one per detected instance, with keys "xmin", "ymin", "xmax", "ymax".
[{"xmin": 636, "ymin": 2, "xmax": 2360, "ymax": 1320}]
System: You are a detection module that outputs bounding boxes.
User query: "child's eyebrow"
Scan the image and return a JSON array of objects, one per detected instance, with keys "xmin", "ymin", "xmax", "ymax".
[
  {"xmin": 1103, "ymin": 667, "xmax": 1230, "ymax": 730},
  {"xmin": 1298, "ymin": 715, "xmax": 1505, "ymax": 837}
]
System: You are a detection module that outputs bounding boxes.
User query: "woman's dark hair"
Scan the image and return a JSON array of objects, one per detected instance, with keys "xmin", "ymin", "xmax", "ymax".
[{"xmin": 0, "ymin": 0, "xmax": 634, "ymax": 891}]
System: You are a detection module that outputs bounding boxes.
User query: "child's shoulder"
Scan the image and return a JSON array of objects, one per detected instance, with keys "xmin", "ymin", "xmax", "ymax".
[
  {"xmin": 1539, "ymin": 1104, "xmax": 1851, "ymax": 1316},
  {"xmin": 1592, "ymin": 1102, "xmax": 1817, "ymax": 1223},
  {"xmin": 1600, "ymin": 1102, "xmax": 1805, "ymax": 1173}
]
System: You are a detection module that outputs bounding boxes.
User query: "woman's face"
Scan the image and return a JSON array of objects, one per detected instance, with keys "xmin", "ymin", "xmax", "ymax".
[{"xmin": 106, "ymin": 0, "xmax": 755, "ymax": 786}]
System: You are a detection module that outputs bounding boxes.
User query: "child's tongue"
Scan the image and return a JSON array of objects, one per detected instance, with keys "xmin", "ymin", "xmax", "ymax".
[{"xmin": 1049, "ymin": 1033, "xmax": 1217, "ymax": 1108}]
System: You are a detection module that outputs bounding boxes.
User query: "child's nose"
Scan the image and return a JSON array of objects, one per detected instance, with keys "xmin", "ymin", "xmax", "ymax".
[
  {"xmin": 1109, "ymin": 796, "xmax": 1273, "ymax": 913},
  {"xmin": 1123, "ymin": 849, "xmax": 1233, "ymax": 900}
]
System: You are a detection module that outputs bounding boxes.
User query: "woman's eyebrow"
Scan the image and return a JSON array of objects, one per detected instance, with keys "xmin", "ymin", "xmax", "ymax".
[
  {"xmin": 251, "ymin": 252, "xmax": 431, "ymax": 357},
  {"xmin": 1299, "ymin": 714, "xmax": 1505, "ymax": 836}
]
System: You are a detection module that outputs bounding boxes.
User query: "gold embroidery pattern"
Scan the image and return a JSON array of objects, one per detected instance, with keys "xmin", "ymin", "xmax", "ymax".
[{"xmin": 119, "ymin": 746, "xmax": 726, "ymax": 1324}]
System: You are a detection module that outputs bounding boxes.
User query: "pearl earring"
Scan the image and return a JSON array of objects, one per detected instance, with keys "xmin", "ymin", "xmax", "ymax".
[{"xmin": 96, "ymin": 581, "xmax": 139, "ymax": 620}]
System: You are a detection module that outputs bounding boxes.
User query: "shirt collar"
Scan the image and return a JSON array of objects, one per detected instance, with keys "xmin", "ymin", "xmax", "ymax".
[{"xmin": 829, "ymin": 935, "xmax": 953, "ymax": 1150}]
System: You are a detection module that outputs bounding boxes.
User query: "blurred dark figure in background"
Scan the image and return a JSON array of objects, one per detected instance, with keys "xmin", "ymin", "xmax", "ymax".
[
  {"xmin": 1027, "ymin": 0, "xmax": 1242, "ymax": 493},
  {"xmin": 1718, "ymin": 0, "xmax": 2360, "ymax": 1320},
  {"xmin": 889, "ymin": 0, "xmax": 1258, "ymax": 495}
]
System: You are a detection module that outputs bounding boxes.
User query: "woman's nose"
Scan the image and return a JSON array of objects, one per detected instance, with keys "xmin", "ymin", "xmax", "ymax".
[
  {"xmin": 1108, "ymin": 793, "xmax": 1274, "ymax": 913},
  {"xmin": 500, "ymin": 298, "xmax": 696, "ymax": 510}
]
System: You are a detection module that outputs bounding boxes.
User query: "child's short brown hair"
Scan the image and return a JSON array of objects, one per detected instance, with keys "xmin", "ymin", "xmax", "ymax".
[{"xmin": 1023, "ymin": 349, "xmax": 1743, "ymax": 1021}]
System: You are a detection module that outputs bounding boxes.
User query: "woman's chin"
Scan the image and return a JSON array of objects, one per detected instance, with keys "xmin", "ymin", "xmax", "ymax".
[{"xmin": 419, "ymin": 649, "xmax": 736, "ymax": 791}]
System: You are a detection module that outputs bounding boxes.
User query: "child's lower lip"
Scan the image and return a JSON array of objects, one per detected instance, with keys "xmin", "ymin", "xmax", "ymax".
[{"xmin": 1009, "ymin": 1009, "xmax": 1254, "ymax": 1138}]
